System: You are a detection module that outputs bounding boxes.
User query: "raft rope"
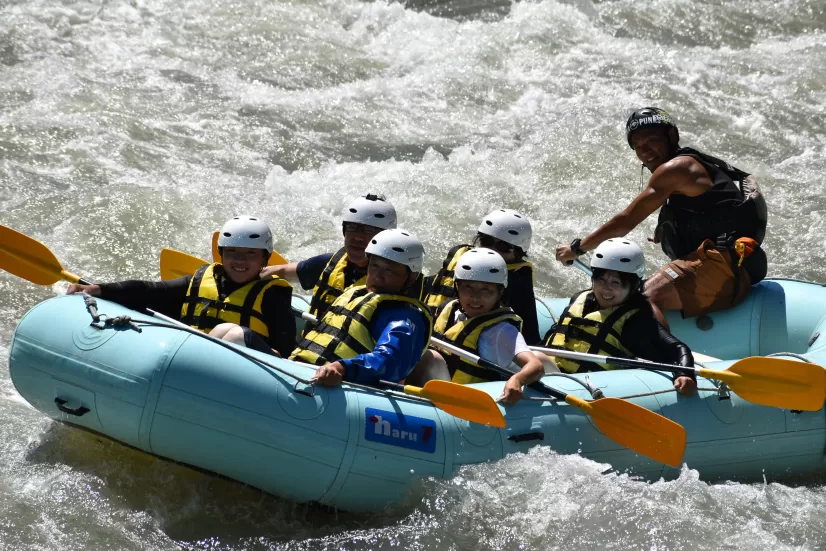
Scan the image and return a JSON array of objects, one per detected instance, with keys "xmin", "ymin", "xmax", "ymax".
[
  {"xmin": 535, "ymin": 296, "xmax": 557, "ymax": 325},
  {"xmin": 525, "ymin": 387, "xmax": 720, "ymax": 402},
  {"xmin": 81, "ymin": 297, "xmax": 438, "ymax": 405},
  {"xmin": 83, "ymin": 293, "xmax": 142, "ymax": 333},
  {"xmin": 79, "ymin": 297, "xmax": 749, "ymax": 407},
  {"xmin": 767, "ymin": 352, "xmax": 812, "ymax": 363}
]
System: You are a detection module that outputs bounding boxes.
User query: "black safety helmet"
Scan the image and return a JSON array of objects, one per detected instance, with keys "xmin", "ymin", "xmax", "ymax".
[{"xmin": 625, "ymin": 107, "xmax": 679, "ymax": 148}]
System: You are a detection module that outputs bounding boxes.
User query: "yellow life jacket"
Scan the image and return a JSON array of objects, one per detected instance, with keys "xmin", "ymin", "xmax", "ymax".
[
  {"xmin": 290, "ymin": 285, "xmax": 433, "ymax": 366},
  {"xmin": 424, "ymin": 244, "xmax": 534, "ymax": 311},
  {"xmin": 308, "ymin": 248, "xmax": 426, "ymax": 320},
  {"xmin": 423, "ymin": 244, "xmax": 471, "ymax": 310},
  {"xmin": 180, "ymin": 263, "xmax": 293, "ymax": 340},
  {"xmin": 432, "ymin": 299, "xmax": 523, "ymax": 384},
  {"xmin": 308, "ymin": 248, "xmax": 366, "ymax": 320},
  {"xmin": 543, "ymin": 290, "xmax": 639, "ymax": 373}
]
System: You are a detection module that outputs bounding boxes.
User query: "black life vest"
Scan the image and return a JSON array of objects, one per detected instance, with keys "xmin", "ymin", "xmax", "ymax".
[{"xmin": 655, "ymin": 147, "xmax": 767, "ymax": 260}]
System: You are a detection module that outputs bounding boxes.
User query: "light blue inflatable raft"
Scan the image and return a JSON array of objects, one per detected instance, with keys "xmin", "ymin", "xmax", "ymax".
[{"xmin": 8, "ymin": 278, "xmax": 826, "ymax": 512}]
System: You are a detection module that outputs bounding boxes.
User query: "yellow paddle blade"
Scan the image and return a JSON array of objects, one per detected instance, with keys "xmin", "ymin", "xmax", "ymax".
[
  {"xmin": 160, "ymin": 249, "xmax": 208, "ymax": 281},
  {"xmin": 212, "ymin": 231, "xmax": 288, "ymax": 265},
  {"xmin": 404, "ymin": 380, "xmax": 506, "ymax": 428},
  {"xmin": 701, "ymin": 357, "xmax": 826, "ymax": 412},
  {"xmin": 566, "ymin": 395, "xmax": 686, "ymax": 467},
  {"xmin": 0, "ymin": 225, "xmax": 82, "ymax": 285}
]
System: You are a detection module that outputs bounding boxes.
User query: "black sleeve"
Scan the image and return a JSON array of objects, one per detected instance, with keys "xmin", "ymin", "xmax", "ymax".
[
  {"xmin": 507, "ymin": 270, "xmax": 541, "ymax": 345},
  {"xmin": 296, "ymin": 253, "xmax": 335, "ymax": 291},
  {"xmin": 621, "ymin": 313, "xmax": 695, "ymax": 378},
  {"xmin": 98, "ymin": 276, "xmax": 191, "ymax": 318},
  {"xmin": 260, "ymin": 287, "xmax": 297, "ymax": 357}
]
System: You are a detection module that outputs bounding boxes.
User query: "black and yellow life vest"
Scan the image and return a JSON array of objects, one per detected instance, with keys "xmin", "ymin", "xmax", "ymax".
[
  {"xmin": 308, "ymin": 248, "xmax": 426, "ymax": 320},
  {"xmin": 180, "ymin": 263, "xmax": 293, "ymax": 339},
  {"xmin": 433, "ymin": 299, "xmax": 523, "ymax": 385},
  {"xmin": 543, "ymin": 291, "xmax": 639, "ymax": 373},
  {"xmin": 423, "ymin": 244, "xmax": 534, "ymax": 310},
  {"xmin": 307, "ymin": 248, "xmax": 366, "ymax": 320},
  {"xmin": 290, "ymin": 285, "xmax": 433, "ymax": 366}
]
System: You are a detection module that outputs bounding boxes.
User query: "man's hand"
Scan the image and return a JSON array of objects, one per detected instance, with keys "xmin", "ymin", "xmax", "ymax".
[
  {"xmin": 66, "ymin": 284, "xmax": 101, "ymax": 296},
  {"xmin": 555, "ymin": 244, "xmax": 578, "ymax": 264},
  {"xmin": 312, "ymin": 362, "xmax": 346, "ymax": 386},
  {"xmin": 498, "ymin": 374, "xmax": 525, "ymax": 405},
  {"xmin": 674, "ymin": 376, "xmax": 697, "ymax": 396}
]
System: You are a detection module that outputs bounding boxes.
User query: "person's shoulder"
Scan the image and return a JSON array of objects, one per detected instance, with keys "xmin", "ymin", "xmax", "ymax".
[
  {"xmin": 481, "ymin": 320, "xmax": 520, "ymax": 340},
  {"xmin": 299, "ymin": 252, "xmax": 335, "ymax": 269}
]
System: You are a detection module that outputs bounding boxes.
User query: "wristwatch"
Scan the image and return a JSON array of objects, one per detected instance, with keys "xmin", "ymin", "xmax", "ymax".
[{"xmin": 570, "ymin": 238, "xmax": 586, "ymax": 256}]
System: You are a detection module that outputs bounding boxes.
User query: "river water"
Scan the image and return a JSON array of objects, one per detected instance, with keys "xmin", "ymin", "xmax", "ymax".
[{"xmin": 1, "ymin": 0, "xmax": 825, "ymax": 549}]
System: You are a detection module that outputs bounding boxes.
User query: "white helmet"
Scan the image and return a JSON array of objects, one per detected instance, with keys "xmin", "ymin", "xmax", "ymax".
[
  {"xmin": 477, "ymin": 208, "xmax": 532, "ymax": 251},
  {"xmin": 342, "ymin": 194, "xmax": 397, "ymax": 230},
  {"xmin": 365, "ymin": 229, "xmax": 424, "ymax": 273},
  {"xmin": 590, "ymin": 239, "xmax": 645, "ymax": 279},
  {"xmin": 217, "ymin": 216, "xmax": 273, "ymax": 254},
  {"xmin": 454, "ymin": 248, "xmax": 508, "ymax": 288}
]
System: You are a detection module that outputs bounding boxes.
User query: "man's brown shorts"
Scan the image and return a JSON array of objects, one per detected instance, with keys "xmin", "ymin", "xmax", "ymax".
[{"xmin": 656, "ymin": 239, "xmax": 751, "ymax": 318}]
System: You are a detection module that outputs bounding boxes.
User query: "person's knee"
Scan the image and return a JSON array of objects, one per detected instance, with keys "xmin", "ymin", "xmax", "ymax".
[
  {"xmin": 407, "ymin": 350, "xmax": 450, "ymax": 386},
  {"xmin": 644, "ymin": 273, "xmax": 681, "ymax": 311},
  {"xmin": 209, "ymin": 323, "xmax": 246, "ymax": 345},
  {"xmin": 208, "ymin": 323, "xmax": 235, "ymax": 339}
]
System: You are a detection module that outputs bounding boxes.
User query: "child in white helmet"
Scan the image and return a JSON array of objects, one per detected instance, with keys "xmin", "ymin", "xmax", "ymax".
[
  {"xmin": 291, "ymin": 229, "xmax": 433, "ymax": 387},
  {"xmin": 423, "ymin": 208, "xmax": 541, "ymax": 345},
  {"xmin": 66, "ymin": 216, "xmax": 296, "ymax": 357},
  {"xmin": 261, "ymin": 194, "xmax": 425, "ymax": 322},
  {"xmin": 541, "ymin": 239, "xmax": 696, "ymax": 395},
  {"xmin": 414, "ymin": 248, "xmax": 544, "ymax": 404}
]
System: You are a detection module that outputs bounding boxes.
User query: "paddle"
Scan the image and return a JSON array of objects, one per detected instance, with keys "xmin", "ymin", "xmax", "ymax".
[
  {"xmin": 430, "ymin": 337, "xmax": 686, "ymax": 467},
  {"xmin": 0, "ymin": 225, "xmax": 505, "ymax": 428},
  {"xmin": 0, "ymin": 225, "xmax": 91, "ymax": 286},
  {"xmin": 160, "ymin": 248, "xmax": 208, "ymax": 280},
  {"xmin": 212, "ymin": 232, "xmax": 288, "ymax": 266},
  {"xmin": 532, "ymin": 346, "xmax": 826, "ymax": 412}
]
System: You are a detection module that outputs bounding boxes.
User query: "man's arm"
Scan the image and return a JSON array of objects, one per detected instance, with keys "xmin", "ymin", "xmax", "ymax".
[
  {"xmin": 557, "ymin": 156, "xmax": 711, "ymax": 261},
  {"xmin": 68, "ymin": 276, "xmax": 192, "ymax": 318},
  {"xmin": 312, "ymin": 306, "xmax": 428, "ymax": 386},
  {"xmin": 259, "ymin": 263, "xmax": 299, "ymax": 284}
]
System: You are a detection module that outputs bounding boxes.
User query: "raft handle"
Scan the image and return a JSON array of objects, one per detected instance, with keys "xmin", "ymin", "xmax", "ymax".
[
  {"xmin": 716, "ymin": 382, "xmax": 731, "ymax": 401},
  {"xmin": 507, "ymin": 432, "xmax": 545, "ymax": 443},
  {"xmin": 294, "ymin": 381, "xmax": 316, "ymax": 397},
  {"xmin": 54, "ymin": 397, "xmax": 90, "ymax": 417}
]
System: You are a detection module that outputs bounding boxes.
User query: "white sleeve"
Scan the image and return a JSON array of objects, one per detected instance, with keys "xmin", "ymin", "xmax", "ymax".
[{"xmin": 477, "ymin": 323, "xmax": 531, "ymax": 369}]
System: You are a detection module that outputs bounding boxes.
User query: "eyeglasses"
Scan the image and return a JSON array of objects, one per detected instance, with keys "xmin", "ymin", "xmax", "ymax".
[
  {"xmin": 478, "ymin": 235, "xmax": 515, "ymax": 254},
  {"xmin": 343, "ymin": 223, "xmax": 382, "ymax": 235}
]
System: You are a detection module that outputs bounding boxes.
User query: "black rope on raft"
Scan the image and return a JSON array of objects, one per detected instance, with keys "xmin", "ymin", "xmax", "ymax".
[
  {"xmin": 83, "ymin": 293, "xmax": 142, "ymax": 332},
  {"xmin": 524, "ymin": 387, "xmax": 720, "ymax": 402}
]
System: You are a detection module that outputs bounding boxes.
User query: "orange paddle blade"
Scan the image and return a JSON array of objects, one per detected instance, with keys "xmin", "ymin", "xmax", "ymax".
[
  {"xmin": 0, "ymin": 225, "xmax": 82, "ymax": 285},
  {"xmin": 566, "ymin": 395, "xmax": 686, "ymax": 467},
  {"xmin": 701, "ymin": 357, "xmax": 826, "ymax": 412},
  {"xmin": 404, "ymin": 380, "xmax": 506, "ymax": 428},
  {"xmin": 160, "ymin": 249, "xmax": 208, "ymax": 281},
  {"xmin": 212, "ymin": 231, "xmax": 288, "ymax": 265}
]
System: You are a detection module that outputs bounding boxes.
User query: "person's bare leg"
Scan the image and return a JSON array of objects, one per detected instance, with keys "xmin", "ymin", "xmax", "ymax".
[
  {"xmin": 406, "ymin": 349, "xmax": 450, "ymax": 386},
  {"xmin": 644, "ymin": 272, "xmax": 683, "ymax": 330}
]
